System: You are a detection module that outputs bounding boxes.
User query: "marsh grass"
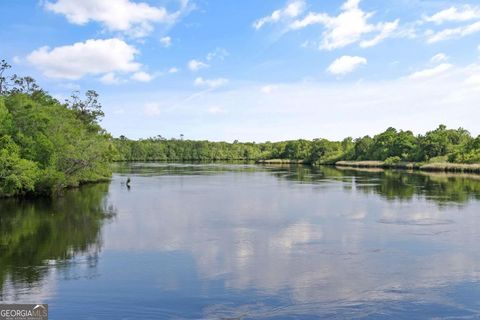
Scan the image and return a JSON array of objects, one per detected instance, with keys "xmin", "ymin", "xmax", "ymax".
[
  {"xmin": 420, "ymin": 163, "xmax": 480, "ymax": 173},
  {"xmin": 256, "ymin": 159, "xmax": 307, "ymax": 164},
  {"xmin": 336, "ymin": 161, "xmax": 480, "ymax": 174}
]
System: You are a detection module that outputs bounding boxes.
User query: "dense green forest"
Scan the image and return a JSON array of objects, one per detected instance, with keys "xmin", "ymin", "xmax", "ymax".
[
  {"xmin": 114, "ymin": 125, "xmax": 480, "ymax": 165},
  {"xmin": 0, "ymin": 60, "xmax": 115, "ymax": 197}
]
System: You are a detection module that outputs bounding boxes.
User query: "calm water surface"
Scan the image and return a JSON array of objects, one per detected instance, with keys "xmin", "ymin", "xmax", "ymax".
[{"xmin": 1, "ymin": 163, "xmax": 480, "ymax": 319}]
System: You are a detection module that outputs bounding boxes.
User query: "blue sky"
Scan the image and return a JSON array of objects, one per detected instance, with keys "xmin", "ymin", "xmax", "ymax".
[{"xmin": 1, "ymin": 0, "xmax": 480, "ymax": 141}]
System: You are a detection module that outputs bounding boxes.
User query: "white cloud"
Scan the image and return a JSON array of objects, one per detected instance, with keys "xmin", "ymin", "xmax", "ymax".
[
  {"xmin": 206, "ymin": 48, "xmax": 229, "ymax": 61},
  {"xmin": 188, "ymin": 59, "xmax": 209, "ymax": 71},
  {"xmin": 261, "ymin": 85, "xmax": 279, "ymax": 94},
  {"xmin": 187, "ymin": 49, "xmax": 228, "ymax": 73},
  {"xmin": 290, "ymin": 12, "xmax": 329, "ymax": 30},
  {"xmin": 327, "ymin": 55, "xmax": 367, "ymax": 75},
  {"xmin": 160, "ymin": 36, "xmax": 172, "ymax": 47},
  {"xmin": 430, "ymin": 53, "xmax": 448, "ymax": 64},
  {"xmin": 360, "ymin": 20, "xmax": 399, "ymax": 48},
  {"xmin": 207, "ymin": 106, "xmax": 226, "ymax": 114},
  {"xmin": 44, "ymin": 0, "xmax": 190, "ymax": 38},
  {"xmin": 423, "ymin": 5, "xmax": 480, "ymax": 43},
  {"xmin": 253, "ymin": 0, "xmax": 305, "ymax": 30},
  {"xmin": 465, "ymin": 74, "xmax": 480, "ymax": 87},
  {"xmin": 194, "ymin": 77, "xmax": 229, "ymax": 89},
  {"xmin": 144, "ymin": 103, "xmax": 161, "ymax": 116},
  {"xmin": 27, "ymin": 38, "xmax": 141, "ymax": 80},
  {"xmin": 131, "ymin": 71, "xmax": 154, "ymax": 82},
  {"xmin": 427, "ymin": 21, "xmax": 480, "ymax": 43},
  {"xmin": 100, "ymin": 72, "xmax": 123, "ymax": 85},
  {"xmin": 289, "ymin": 0, "xmax": 399, "ymax": 50},
  {"xmin": 168, "ymin": 67, "xmax": 179, "ymax": 74},
  {"xmin": 424, "ymin": 5, "xmax": 480, "ymax": 24},
  {"xmin": 409, "ymin": 63, "xmax": 453, "ymax": 79}
]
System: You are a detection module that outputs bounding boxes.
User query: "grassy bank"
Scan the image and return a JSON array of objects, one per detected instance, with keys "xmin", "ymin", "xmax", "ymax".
[
  {"xmin": 256, "ymin": 159, "xmax": 308, "ymax": 164},
  {"xmin": 420, "ymin": 163, "xmax": 480, "ymax": 173},
  {"xmin": 335, "ymin": 161, "xmax": 480, "ymax": 174},
  {"xmin": 335, "ymin": 161, "xmax": 419, "ymax": 169}
]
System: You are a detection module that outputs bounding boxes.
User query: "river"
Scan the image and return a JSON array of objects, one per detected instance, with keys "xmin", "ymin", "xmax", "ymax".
[{"xmin": 1, "ymin": 163, "xmax": 480, "ymax": 319}]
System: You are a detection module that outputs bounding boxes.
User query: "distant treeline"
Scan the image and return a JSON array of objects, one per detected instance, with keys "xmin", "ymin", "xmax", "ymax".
[
  {"xmin": 0, "ymin": 60, "xmax": 115, "ymax": 197},
  {"xmin": 114, "ymin": 125, "xmax": 480, "ymax": 165}
]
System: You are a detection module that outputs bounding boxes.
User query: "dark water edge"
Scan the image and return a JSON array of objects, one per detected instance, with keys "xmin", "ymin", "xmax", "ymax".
[{"xmin": 1, "ymin": 163, "xmax": 480, "ymax": 319}]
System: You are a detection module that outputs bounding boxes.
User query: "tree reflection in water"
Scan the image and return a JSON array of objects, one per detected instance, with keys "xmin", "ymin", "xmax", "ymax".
[
  {"xmin": 267, "ymin": 164, "xmax": 480, "ymax": 205},
  {"xmin": 0, "ymin": 182, "xmax": 115, "ymax": 300}
]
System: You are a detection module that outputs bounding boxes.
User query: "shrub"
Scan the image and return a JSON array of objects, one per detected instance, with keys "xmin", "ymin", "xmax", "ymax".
[{"xmin": 384, "ymin": 156, "xmax": 401, "ymax": 165}]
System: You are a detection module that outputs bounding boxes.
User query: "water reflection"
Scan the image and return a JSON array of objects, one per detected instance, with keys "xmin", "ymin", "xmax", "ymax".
[
  {"xmin": 0, "ymin": 183, "xmax": 115, "ymax": 302},
  {"xmin": 2, "ymin": 163, "xmax": 480, "ymax": 319},
  {"xmin": 103, "ymin": 163, "xmax": 480, "ymax": 318},
  {"xmin": 269, "ymin": 164, "xmax": 480, "ymax": 205}
]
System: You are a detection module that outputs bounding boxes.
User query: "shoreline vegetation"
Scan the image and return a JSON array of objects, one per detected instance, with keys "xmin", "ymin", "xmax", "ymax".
[
  {"xmin": 0, "ymin": 60, "xmax": 114, "ymax": 198},
  {"xmin": 335, "ymin": 161, "xmax": 480, "ymax": 174},
  {"xmin": 256, "ymin": 159, "xmax": 308, "ymax": 164},
  {"xmin": 1, "ymin": 59, "xmax": 480, "ymax": 198},
  {"xmin": 114, "ymin": 125, "xmax": 480, "ymax": 175}
]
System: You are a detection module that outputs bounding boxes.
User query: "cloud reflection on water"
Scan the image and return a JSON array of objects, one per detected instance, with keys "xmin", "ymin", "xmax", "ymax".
[{"xmin": 102, "ymin": 164, "xmax": 480, "ymax": 317}]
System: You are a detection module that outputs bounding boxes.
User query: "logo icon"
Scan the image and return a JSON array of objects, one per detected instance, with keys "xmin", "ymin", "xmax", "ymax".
[{"xmin": 0, "ymin": 304, "xmax": 48, "ymax": 320}]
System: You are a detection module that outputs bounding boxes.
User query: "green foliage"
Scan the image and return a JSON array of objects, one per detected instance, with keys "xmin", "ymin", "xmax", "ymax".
[
  {"xmin": 282, "ymin": 140, "xmax": 312, "ymax": 160},
  {"xmin": 0, "ymin": 136, "xmax": 39, "ymax": 196},
  {"xmin": 309, "ymin": 139, "xmax": 343, "ymax": 164},
  {"xmin": 0, "ymin": 61, "xmax": 114, "ymax": 197},
  {"xmin": 416, "ymin": 125, "xmax": 471, "ymax": 161},
  {"xmin": 365, "ymin": 128, "xmax": 417, "ymax": 161},
  {"xmin": 352, "ymin": 136, "xmax": 374, "ymax": 160},
  {"xmin": 448, "ymin": 135, "xmax": 480, "ymax": 164},
  {"xmin": 384, "ymin": 156, "xmax": 401, "ymax": 165},
  {"xmin": 115, "ymin": 125, "xmax": 480, "ymax": 167},
  {"xmin": 66, "ymin": 90, "xmax": 105, "ymax": 126},
  {"xmin": 0, "ymin": 97, "xmax": 12, "ymax": 134},
  {"xmin": 342, "ymin": 125, "xmax": 476, "ymax": 164}
]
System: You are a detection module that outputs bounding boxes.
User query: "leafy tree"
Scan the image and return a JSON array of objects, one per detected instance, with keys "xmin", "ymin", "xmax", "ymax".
[
  {"xmin": 309, "ymin": 139, "xmax": 343, "ymax": 164},
  {"xmin": 370, "ymin": 127, "xmax": 398, "ymax": 160},
  {"xmin": 417, "ymin": 125, "xmax": 472, "ymax": 161},
  {"xmin": 282, "ymin": 140, "xmax": 312, "ymax": 160},
  {"xmin": 0, "ymin": 136, "xmax": 39, "ymax": 196},
  {"xmin": 10, "ymin": 75, "xmax": 44, "ymax": 95},
  {"xmin": 0, "ymin": 60, "xmax": 114, "ymax": 197},
  {"xmin": 0, "ymin": 60, "xmax": 11, "ymax": 95},
  {"xmin": 449, "ymin": 135, "xmax": 480, "ymax": 163},
  {"xmin": 353, "ymin": 136, "xmax": 374, "ymax": 160},
  {"xmin": 66, "ymin": 90, "xmax": 105, "ymax": 125}
]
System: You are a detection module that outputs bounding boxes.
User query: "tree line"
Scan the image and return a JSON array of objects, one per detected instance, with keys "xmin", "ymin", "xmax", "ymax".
[
  {"xmin": 0, "ymin": 60, "xmax": 115, "ymax": 197},
  {"xmin": 114, "ymin": 126, "xmax": 480, "ymax": 165}
]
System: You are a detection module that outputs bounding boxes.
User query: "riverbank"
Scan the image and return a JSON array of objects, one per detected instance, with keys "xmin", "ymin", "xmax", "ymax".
[
  {"xmin": 256, "ymin": 159, "xmax": 308, "ymax": 164},
  {"xmin": 335, "ymin": 161, "xmax": 480, "ymax": 174},
  {"xmin": 256, "ymin": 159, "xmax": 480, "ymax": 174}
]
